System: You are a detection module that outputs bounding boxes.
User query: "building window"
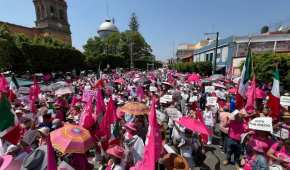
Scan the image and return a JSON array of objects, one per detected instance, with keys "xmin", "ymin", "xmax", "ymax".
[
  {"xmin": 206, "ymin": 54, "xmax": 209, "ymax": 61},
  {"xmin": 50, "ymin": 6, "xmax": 55, "ymax": 16},
  {"xmin": 210, "ymin": 53, "xmax": 213, "ymax": 61},
  {"xmin": 59, "ymin": 9, "xmax": 64, "ymax": 20},
  {"xmin": 40, "ymin": 4, "xmax": 45, "ymax": 18}
]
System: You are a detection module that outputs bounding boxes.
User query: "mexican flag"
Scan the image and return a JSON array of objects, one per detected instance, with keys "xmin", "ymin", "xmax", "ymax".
[
  {"xmin": 0, "ymin": 94, "xmax": 15, "ymax": 132},
  {"xmin": 8, "ymin": 75, "xmax": 19, "ymax": 102},
  {"xmin": 238, "ymin": 49, "xmax": 253, "ymax": 99},
  {"xmin": 267, "ymin": 68, "xmax": 280, "ymax": 120}
]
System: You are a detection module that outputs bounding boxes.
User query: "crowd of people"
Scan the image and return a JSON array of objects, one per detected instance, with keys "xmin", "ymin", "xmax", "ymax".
[{"xmin": 0, "ymin": 68, "xmax": 289, "ymax": 170}]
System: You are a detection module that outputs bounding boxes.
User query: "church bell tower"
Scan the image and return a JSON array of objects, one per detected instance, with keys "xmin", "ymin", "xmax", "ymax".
[{"xmin": 33, "ymin": 0, "xmax": 71, "ymax": 43}]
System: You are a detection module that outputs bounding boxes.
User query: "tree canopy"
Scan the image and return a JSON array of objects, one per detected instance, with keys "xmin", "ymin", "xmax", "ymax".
[
  {"xmin": 83, "ymin": 13, "xmax": 159, "ymax": 70},
  {"xmin": 0, "ymin": 24, "xmax": 84, "ymax": 73},
  {"xmin": 129, "ymin": 12, "xmax": 139, "ymax": 32}
]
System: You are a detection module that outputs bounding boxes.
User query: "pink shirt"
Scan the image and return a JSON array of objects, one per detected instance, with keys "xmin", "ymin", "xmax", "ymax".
[
  {"xmin": 228, "ymin": 120, "xmax": 246, "ymax": 141},
  {"xmin": 270, "ymin": 142, "xmax": 290, "ymax": 168}
]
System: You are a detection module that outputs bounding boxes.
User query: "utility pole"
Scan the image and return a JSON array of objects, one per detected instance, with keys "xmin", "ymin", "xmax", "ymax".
[
  {"xmin": 130, "ymin": 41, "xmax": 134, "ymax": 69},
  {"xmin": 214, "ymin": 32, "xmax": 219, "ymax": 75},
  {"xmin": 204, "ymin": 32, "xmax": 219, "ymax": 74}
]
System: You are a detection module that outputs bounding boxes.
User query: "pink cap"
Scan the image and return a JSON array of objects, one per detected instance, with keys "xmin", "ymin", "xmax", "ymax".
[
  {"xmin": 125, "ymin": 122, "xmax": 137, "ymax": 132},
  {"xmin": 106, "ymin": 145, "xmax": 125, "ymax": 159}
]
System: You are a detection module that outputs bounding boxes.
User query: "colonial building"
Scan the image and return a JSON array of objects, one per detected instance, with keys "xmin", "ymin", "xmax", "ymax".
[{"xmin": 0, "ymin": 0, "xmax": 71, "ymax": 44}]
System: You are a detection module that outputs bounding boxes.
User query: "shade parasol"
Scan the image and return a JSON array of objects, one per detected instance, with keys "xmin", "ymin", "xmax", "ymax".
[
  {"xmin": 119, "ymin": 102, "xmax": 149, "ymax": 115},
  {"xmin": 50, "ymin": 124, "xmax": 95, "ymax": 154},
  {"xmin": 55, "ymin": 87, "xmax": 73, "ymax": 96},
  {"xmin": 187, "ymin": 74, "xmax": 201, "ymax": 83},
  {"xmin": 176, "ymin": 117, "xmax": 212, "ymax": 136}
]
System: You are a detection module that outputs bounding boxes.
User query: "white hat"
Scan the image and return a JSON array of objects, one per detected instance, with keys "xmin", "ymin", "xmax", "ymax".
[
  {"xmin": 149, "ymin": 86, "xmax": 157, "ymax": 92},
  {"xmin": 230, "ymin": 109, "xmax": 240, "ymax": 120},
  {"xmin": 5, "ymin": 145, "xmax": 18, "ymax": 154},
  {"xmin": 15, "ymin": 109, "xmax": 23, "ymax": 114},
  {"xmin": 38, "ymin": 127, "xmax": 50, "ymax": 137}
]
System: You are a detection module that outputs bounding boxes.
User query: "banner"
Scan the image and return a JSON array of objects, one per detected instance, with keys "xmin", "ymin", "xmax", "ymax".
[
  {"xmin": 205, "ymin": 86, "xmax": 215, "ymax": 93},
  {"xmin": 206, "ymin": 97, "xmax": 217, "ymax": 106},
  {"xmin": 249, "ymin": 117, "xmax": 273, "ymax": 132},
  {"xmin": 82, "ymin": 90, "xmax": 96, "ymax": 102},
  {"xmin": 280, "ymin": 96, "xmax": 290, "ymax": 106}
]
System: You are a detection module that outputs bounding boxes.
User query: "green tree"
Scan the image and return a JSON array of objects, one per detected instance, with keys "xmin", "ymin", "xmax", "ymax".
[
  {"xmin": 240, "ymin": 53, "xmax": 290, "ymax": 91},
  {"xmin": 129, "ymin": 12, "xmax": 139, "ymax": 32}
]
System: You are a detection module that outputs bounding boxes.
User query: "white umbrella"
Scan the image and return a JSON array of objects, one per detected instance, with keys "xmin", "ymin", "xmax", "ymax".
[{"xmin": 55, "ymin": 87, "xmax": 72, "ymax": 96}]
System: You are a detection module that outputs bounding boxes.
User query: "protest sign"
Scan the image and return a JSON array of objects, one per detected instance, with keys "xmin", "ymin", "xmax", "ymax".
[
  {"xmin": 165, "ymin": 108, "xmax": 182, "ymax": 121},
  {"xmin": 249, "ymin": 117, "xmax": 273, "ymax": 132},
  {"xmin": 82, "ymin": 90, "xmax": 96, "ymax": 102},
  {"xmin": 156, "ymin": 110, "xmax": 167, "ymax": 123},
  {"xmin": 189, "ymin": 96, "xmax": 197, "ymax": 102},
  {"xmin": 215, "ymin": 90, "xmax": 226, "ymax": 100},
  {"xmin": 206, "ymin": 97, "xmax": 217, "ymax": 106},
  {"xmin": 18, "ymin": 87, "xmax": 30, "ymax": 94},
  {"xmin": 280, "ymin": 96, "xmax": 290, "ymax": 106},
  {"xmin": 205, "ymin": 86, "xmax": 215, "ymax": 93}
]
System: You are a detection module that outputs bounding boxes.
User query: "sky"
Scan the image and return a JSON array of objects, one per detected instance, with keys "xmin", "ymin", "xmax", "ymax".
[{"xmin": 1, "ymin": 0, "xmax": 290, "ymax": 61}]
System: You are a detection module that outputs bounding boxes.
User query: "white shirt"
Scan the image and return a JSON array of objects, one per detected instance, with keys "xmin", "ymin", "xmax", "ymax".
[{"xmin": 125, "ymin": 135, "xmax": 144, "ymax": 164}]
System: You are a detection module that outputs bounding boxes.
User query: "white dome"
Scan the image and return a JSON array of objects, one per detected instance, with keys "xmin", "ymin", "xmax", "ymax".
[{"xmin": 98, "ymin": 20, "xmax": 118, "ymax": 37}]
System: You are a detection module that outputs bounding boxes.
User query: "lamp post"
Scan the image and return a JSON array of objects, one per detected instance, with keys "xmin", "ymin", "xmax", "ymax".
[
  {"xmin": 130, "ymin": 41, "xmax": 134, "ymax": 69},
  {"xmin": 204, "ymin": 32, "xmax": 219, "ymax": 74}
]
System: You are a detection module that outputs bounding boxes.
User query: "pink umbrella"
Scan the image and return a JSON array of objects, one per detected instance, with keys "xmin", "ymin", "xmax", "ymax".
[
  {"xmin": 187, "ymin": 74, "xmax": 201, "ymax": 83},
  {"xmin": 228, "ymin": 87, "xmax": 237, "ymax": 94},
  {"xmin": 176, "ymin": 117, "xmax": 212, "ymax": 136},
  {"xmin": 50, "ymin": 124, "xmax": 95, "ymax": 154}
]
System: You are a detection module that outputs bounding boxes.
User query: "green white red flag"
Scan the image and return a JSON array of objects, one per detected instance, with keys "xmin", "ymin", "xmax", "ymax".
[{"xmin": 267, "ymin": 68, "xmax": 280, "ymax": 120}]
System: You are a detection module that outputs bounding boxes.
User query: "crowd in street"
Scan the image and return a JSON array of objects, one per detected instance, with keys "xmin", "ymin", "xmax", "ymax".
[{"xmin": 0, "ymin": 68, "xmax": 289, "ymax": 170}]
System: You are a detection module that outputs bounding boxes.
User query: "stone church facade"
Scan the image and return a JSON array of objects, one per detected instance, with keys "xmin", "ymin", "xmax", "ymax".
[{"xmin": 0, "ymin": 0, "xmax": 71, "ymax": 44}]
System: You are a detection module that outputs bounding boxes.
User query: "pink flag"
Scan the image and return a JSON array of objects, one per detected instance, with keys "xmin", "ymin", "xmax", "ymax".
[
  {"xmin": 47, "ymin": 134, "xmax": 57, "ymax": 170},
  {"xmin": 245, "ymin": 76, "xmax": 256, "ymax": 113},
  {"xmin": 95, "ymin": 97, "xmax": 117, "ymax": 139},
  {"xmin": 70, "ymin": 95, "xmax": 79, "ymax": 107},
  {"xmin": 131, "ymin": 97, "xmax": 162, "ymax": 170},
  {"xmin": 80, "ymin": 96, "xmax": 96, "ymax": 129},
  {"xmin": 0, "ymin": 74, "xmax": 8, "ymax": 93},
  {"xmin": 95, "ymin": 89, "xmax": 105, "ymax": 115},
  {"xmin": 136, "ymin": 86, "xmax": 144, "ymax": 102}
]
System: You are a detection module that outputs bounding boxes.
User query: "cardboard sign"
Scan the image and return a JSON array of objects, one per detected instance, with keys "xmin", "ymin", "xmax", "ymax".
[
  {"xmin": 18, "ymin": 87, "xmax": 30, "ymax": 94},
  {"xmin": 206, "ymin": 97, "xmax": 217, "ymax": 106},
  {"xmin": 165, "ymin": 108, "xmax": 182, "ymax": 121},
  {"xmin": 189, "ymin": 96, "xmax": 198, "ymax": 102},
  {"xmin": 280, "ymin": 96, "xmax": 290, "ymax": 106},
  {"xmin": 156, "ymin": 110, "xmax": 167, "ymax": 123},
  {"xmin": 160, "ymin": 95, "xmax": 173, "ymax": 103},
  {"xmin": 205, "ymin": 86, "xmax": 215, "ymax": 93},
  {"xmin": 82, "ymin": 90, "xmax": 96, "ymax": 102},
  {"xmin": 215, "ymin": 90, "xmax": 226, "ymax": 100},
  {"xmin": 249, "ymin": 117, "xmax": 273, "ymax": 132}
]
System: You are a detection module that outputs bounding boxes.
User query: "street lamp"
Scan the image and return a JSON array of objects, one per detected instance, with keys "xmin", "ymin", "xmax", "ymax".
[
  {"xmin": 204, "ymin": 32, "xmax": 219, "ymax": 74},
  {"xmin": 130, "ymin": 41, "xmax": 134, "ymax": 69}
]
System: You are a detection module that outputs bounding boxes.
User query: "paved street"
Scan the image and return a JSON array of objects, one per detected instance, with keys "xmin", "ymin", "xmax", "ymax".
[{"xmin": 193, "ymin": 145, "xmax": 236, "ymax": 170}]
